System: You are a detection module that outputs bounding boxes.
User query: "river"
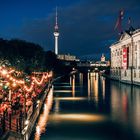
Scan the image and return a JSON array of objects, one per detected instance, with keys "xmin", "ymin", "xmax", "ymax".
[{"xmin": 30, "ymin": 72, "xmax": 140, "ymax": 140}]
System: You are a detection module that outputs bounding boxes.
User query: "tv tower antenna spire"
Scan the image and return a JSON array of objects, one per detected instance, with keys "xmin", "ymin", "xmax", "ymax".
[{"xmin": 54, "ymin": 7, "xmax": 59, "ymax": 55}]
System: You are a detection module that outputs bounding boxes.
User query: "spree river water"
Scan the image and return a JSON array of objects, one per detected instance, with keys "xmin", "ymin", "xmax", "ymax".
[{"xmin": 31, "ymin": 72, "xmax": 140, "ymax": 140}]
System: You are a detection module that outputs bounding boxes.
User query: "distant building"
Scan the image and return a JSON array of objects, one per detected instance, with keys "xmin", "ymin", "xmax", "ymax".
[
  {"xmin": 77, "ymin": 54, "xmax": 110, "ymax": 67},
  {"xmin": 101, "ymin": 54, "xmax": 105, "ymax": 62},
  {"xmin": 57, "ymin": 54, "xmax": 79, "ymax": 62},
  {"xmin": 110, "ymin": 28, "xmax": 140, "ymax": 85},
  {"xmin": 93, "ymin": 54, "xmax": 110, "ymax": 67}
]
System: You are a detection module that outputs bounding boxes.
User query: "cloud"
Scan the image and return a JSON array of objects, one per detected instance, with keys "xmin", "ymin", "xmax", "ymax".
[{"xmin": 18, "ymin": 0, "xmax": 140, "ymax": 57}]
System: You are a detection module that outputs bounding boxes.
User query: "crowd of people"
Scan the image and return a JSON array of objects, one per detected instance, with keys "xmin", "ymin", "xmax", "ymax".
[{"xmin": 0, "ymin": 70, "xmax": 51, "ymax": 136}]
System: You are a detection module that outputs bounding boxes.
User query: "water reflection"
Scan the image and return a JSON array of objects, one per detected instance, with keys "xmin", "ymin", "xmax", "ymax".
[
  {"xmin": 110, "ymin": 82, "xmax": 140, "ymax": 136},
  {"xmin": 34, "ymin": 88, "xmax": 53, "ymax": 140},
  {"xmin": 87, "ymin": 72, "xmax": 91, "ymax": 99},
  {"xmin": 54, "ymin": 97, "xmax": 87, "ymax": 101},
  {"xmin": 79, "ymin": 73, "xmax": 83, "ymax": 94},
  {"xmin": 54, "ymin": 99, "xmax": 60, "ymax": 114},
  {"xmin": 101, "ymin": 77, "xmax": 105, "ymax": 100},
  {"xmin": 72, "ymin": 75, "xmax": 75, "ymax": 97},
  {"xmin": 32, "ymin": 72, "xmax": 140, "ymax": 140},
  {"xmin": 79, "ymin": 73, "xmax": 83, "ymax": 87},
  {"xmin": 49, "ymin": 113, "xmax": 107, "ymax": 123},
  {"xmin": 93, "ymin": 73, "xmax": 99, "ymax": 103}
]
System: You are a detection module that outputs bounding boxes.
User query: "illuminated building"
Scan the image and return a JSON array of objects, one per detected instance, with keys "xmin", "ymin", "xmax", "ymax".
[
  {"xmin": 54, "ymin": 7, "xmax": 59, "ymax": 55},
  {"xmin": 101, "ymin": 54, "xmax": 105, "ymax": 62},
  {"xmin": 110, "ymin": 28, "xmax": 140, "ymax": 85},
  {"xmin": 92, "ymin": 54, "xmax": 110, "ymax": 67},
  {"xmin": 57, "ymin": 54, "xmax": 79, "ymax": 61}
]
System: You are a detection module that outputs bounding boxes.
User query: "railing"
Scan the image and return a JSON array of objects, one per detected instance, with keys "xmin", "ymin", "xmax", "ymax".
[
  {"xmin": 0, "ymin": 82, "xmax": 52, "ymax": 139},
  {"xmin": 22, "ymin": 83, "xmax": 52, "ymax": 139},
  {"xmin": 0, "ymin": 112, "xmax": 25, "ymax": 136}
]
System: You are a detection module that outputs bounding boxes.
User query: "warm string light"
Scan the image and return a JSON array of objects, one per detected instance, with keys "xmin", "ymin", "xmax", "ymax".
[
  {"xmin": 7, "ymin": 75, "xmax": 24, "ymax": 84},
  {"xmin": 23, "ymin": 73, "xmax": 49, "ymax": 92},
  {"xmin": 32, "ymin": 74, "xmax": 48, "ymax": 85},
  {"xmin": 24, "ymin": 82, "xmax": 35, "ymax": 92},
  {"xmin": 32, "ymin": 76, "xmax": 45, "ymax": 85},
  {"xmin": 9, "ymin": 69, "xmax": 15, "ymax": 74},
  {"xmin": 0, "ymin": 67, "xmax": 52, "ymax": 92}
]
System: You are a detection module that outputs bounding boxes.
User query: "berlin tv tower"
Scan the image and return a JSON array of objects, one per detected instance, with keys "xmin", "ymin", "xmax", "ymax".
[{"xmin": 54, "ymin": 7, "xmax": 59, "ymax": 55}]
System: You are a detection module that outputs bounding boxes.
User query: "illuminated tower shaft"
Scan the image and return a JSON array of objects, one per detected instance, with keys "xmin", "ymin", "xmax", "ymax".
[
  {"xmin": 54, "ymin": 7, "xmax": 59, "ymax": 55},
  {"xmin": 54, "ymin": 32, "xmax": 59, "ymax": 55}
]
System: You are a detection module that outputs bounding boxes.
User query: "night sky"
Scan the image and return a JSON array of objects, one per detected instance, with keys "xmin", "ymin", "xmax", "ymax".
[{"xmin": 0, "ymin": 0, "xmax": 140, "ymax": 59}]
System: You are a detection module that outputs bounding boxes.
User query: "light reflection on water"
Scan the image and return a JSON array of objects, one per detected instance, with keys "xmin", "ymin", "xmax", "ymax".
[
  {"xmin": 34, "ymin": 88, "xmax": 53, "ymax": 140},
  {"xmin": 49, "ymin": 113, "xmax": 107, "ymax": 123},
  {"xmin": 111, "ymin": 82, "xmax": 140, "ymax": 136},
  {"xmin": 54, "ymin": 97, "xmax": 87, "ymax": 101},
  {"xmin": 31, "ymin": 72, "xmax": 140, "ymax": 140}
]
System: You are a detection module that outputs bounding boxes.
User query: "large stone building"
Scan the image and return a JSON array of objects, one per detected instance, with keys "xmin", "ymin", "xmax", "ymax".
[{"xmin": 110, "ymin": 28, "xmax": 140, "ymax": 85}]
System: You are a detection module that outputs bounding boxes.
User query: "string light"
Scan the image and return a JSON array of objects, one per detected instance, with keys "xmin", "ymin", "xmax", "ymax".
[
  {"xmin": 24, "ymin": 82, "xmax": 34, "ymax": 92},
  {"xmin": 12, "ymin": 82, "xmax": 17, "ymax": 87},
  {"xmin": 1, "ymin": 69, "xmax": 8, "ymax": 75},
  {"xmin": 0, "ymin": 66, "xmax": 52, "ymax": 92}
]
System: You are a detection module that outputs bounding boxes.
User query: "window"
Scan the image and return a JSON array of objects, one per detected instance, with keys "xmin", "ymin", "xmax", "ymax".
[
  {"xmin": 135, "ymin": 45, "xmax": 137, "ymax": 51},
  {"xmin": 134, "ymin": 71, "xmax": 136, "ymax": 78},
  {"xmin": 124, "ymin": 70, "xmax": 127, "ymax": 76},
  {"xmin": 116, "ymin": 70, "xmax": 118, "ymax": 75}
]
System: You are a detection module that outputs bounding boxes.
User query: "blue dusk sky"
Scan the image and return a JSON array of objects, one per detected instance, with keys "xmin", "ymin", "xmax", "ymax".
[{"xmin": 0, "ymin": 0, "xmax": 140, "ymax": 59}]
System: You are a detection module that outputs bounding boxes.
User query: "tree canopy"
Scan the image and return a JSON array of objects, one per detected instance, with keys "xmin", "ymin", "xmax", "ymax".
[
  {"xmin": 0, "ymin": 38, "xmax": 70, "ymax": 75},
  {"xmin": 0, "ymin": 38, "xmax": 55, "ymax": 73}
]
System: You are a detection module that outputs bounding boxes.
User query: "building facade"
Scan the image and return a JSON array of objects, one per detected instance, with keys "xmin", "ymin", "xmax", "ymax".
[
  {"xmin": 92, "ymin": 54, "xmax": 110, "ymax": 67},
  {"xmin": 57, "ymin": 54, "xmax": 79, "ymax": 61},
  {"xmin": 101, "ymin": 54, "xmax": 106, "ymax": 62},
  {"xmin": 110, "ymin": 28, "xmax": 140, "ymax": 85}
]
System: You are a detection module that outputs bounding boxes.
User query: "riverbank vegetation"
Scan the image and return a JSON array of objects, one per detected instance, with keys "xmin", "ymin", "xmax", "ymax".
[{"xmin": 0, "ymin": 38, "xmax": 67, "ymax": 74}]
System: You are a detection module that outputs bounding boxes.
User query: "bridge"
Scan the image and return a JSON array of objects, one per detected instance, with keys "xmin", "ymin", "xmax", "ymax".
[{"xmin": 59, "ymin": 59, "xmax": 110, "ymax": 73}]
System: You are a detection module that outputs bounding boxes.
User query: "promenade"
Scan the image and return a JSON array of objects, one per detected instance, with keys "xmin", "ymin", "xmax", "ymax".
[{"xmin": 0, "ymin": 65, "xmax": 52, "ymax": 139}]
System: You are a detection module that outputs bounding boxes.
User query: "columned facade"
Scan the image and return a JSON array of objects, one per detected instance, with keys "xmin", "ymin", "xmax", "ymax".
[{"xmin": 110, "ymin": 29, "xmax": 140, "ymax": 85}]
